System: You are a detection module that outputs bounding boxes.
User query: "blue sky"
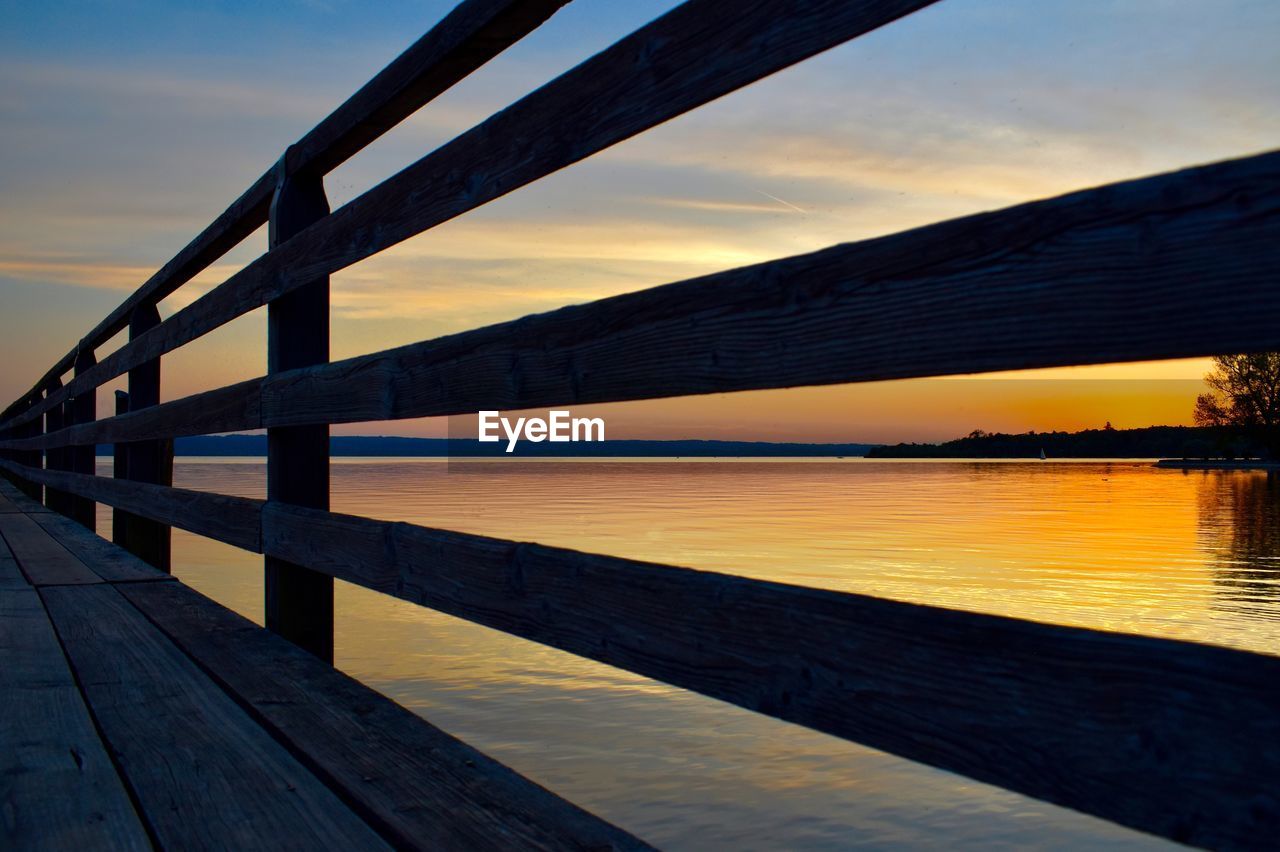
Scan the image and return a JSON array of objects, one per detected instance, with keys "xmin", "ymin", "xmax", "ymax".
[{"xmin": 1, "ymin": 0, "xmax": 1277, "ymax": 439}]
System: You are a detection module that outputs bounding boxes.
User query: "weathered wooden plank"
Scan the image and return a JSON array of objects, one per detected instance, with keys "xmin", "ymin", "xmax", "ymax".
[
  {"xmin": 40, "ymin": 583, "xmax": 389, "ymax": 849},
  {"xmin": 0, "ymin": 587, "xmax": 150, "ymax": 850},
  {"xmin": 0, "ymin": 460, "xmax": 260, "ymax": 552},
  {"xmin": 0, "ymin": 0, "xmax": 572, "ymax": 429},
  {"xmin": 118, "ymin": 580, "xmax": 650, "ymax": 851},
  {"xmin": 0, "ymin": 491, "xmax": 20, "ymax": 513},
  {"xmin": 5, "ymin": 148, "xmax": 1278, "ymax": 451},
  {"xmin": 262, "ymin": 502, "xmax": 1280, "ymax": 850},
  {"xmin": 0, "ymin": 513, "xmax": 101, "ymax": 586},
  {"xmin": 29, "ymin": 511, "xmax": 172, "ymax": 585},
  {"xmin": 5, "ymin": 0, "xmax": 942, "ymax": 430}
]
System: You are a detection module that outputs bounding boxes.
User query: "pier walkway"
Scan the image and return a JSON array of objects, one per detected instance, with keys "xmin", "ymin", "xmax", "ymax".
[{"xmin": 0, "ymin": 478, "xmax": 643, "ymax": 850}]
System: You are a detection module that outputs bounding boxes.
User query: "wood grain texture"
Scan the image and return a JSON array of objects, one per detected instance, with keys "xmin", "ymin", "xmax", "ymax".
[
  {"xmin": 0, "ymin": 460, "xmax": 261, "ymax": 553},
  {"xmin": 29, "ymin": 511, "xmax": 172, "ymax": 585},
  {"xmin": 0, "ymin": 513, "xmax": 101, "ymax": 586},
  {"xmin": 6, "ymin": 148, "xmax": 1278, "ymax": 449},
  {"xmin": 40, "ymin": 583, "xmax": 389, "ymax": 850},
  {"xmin": 0, "ymin": 0, "xmax": 572, "ymax": 428},
  {"xmin": 2, "ymin": 0, "xmax": 941, "ymax": 430},
  {"xmin": 0, "ymin": 587, "xmax": 151, "ymax": 850},
  {"xmin": 261, "ymin": 503, "xmax": 1280, "ymax": 850},
  {"xmin": 119, "ymin": 580, "xmax": 650, "ymax": 851}
]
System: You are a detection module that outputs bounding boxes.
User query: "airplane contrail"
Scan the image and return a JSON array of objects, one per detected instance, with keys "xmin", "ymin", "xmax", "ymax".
[{"xmin": 754, "ymin": 189, "xmax": 806, "ymax": 214}]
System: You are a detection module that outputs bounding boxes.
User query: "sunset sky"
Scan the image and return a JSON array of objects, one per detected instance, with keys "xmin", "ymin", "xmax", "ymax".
[{"xmin": 2, "ymin": 0, "xmax": 1277, "ymax": 442}]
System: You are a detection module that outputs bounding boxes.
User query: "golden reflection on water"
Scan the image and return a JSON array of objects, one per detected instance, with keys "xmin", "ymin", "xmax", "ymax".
[
  {"xmin": 344, "ymin": 459, "xmax": 1276, "ymax": 652},
  {"xmin": 95, "ymin": 459, "xmax": 1278, "ymax": 850}
]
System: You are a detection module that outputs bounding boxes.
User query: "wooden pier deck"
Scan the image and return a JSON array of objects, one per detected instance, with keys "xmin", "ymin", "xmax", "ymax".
[{"xmin": 0, "ymin": 478, "xmax": 644, "ymax": 850}]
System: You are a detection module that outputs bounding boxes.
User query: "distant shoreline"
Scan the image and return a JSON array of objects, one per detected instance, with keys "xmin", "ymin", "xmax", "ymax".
[
  {"xmin": 867, "ymin": 425, "xmax": 1269, "ymax": 460},
  {"xmin": 1154, "ymin": 459, "xmax": 1280, "ymax": 471},
  {"xmin": 95, "ymin": 435, "xmax": 879, "ymax": 458},
  {"xmin": 87, "ymin": 427, "xmax": 1274, "ymax": 461}
]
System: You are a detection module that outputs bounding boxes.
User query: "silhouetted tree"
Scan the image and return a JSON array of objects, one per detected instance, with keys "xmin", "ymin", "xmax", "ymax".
[{"xmin": 1194, "ymin": 354, "xmax": 1280, "ymax": 459}]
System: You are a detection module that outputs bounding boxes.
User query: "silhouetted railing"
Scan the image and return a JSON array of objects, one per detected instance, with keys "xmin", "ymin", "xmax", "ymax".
[{"xmin": 1, "ymin": 1, "xmax": 1278, "ymax": 848}]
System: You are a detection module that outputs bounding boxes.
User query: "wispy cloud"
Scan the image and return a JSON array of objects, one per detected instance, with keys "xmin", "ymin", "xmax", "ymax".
[
  {"xmin": 0, "ymin": 253, "xmax": 154, "ymax": 291},
  {"xmin": 0, "ymin": 61, "xmax": 333, "ymax": 121},
  {"xmin": 0, "ymin": 249, "xmax": 245, "ymax": 306},
  {"xmin": 641, "ymin": 197, "xmax": 807, "ymax": 215}
]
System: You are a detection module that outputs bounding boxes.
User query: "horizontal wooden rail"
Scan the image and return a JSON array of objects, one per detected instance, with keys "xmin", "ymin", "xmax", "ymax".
[
  {"xmin": 0, "ymin": 0, "xmax": 940, "ymax": 432},
  {"xmin": 0, "ymin": 460, "xmax": 259, "ymax": 552},
  {"xmin": 0, "ymin": 0, "xmax": 571, "ymax": 423},
  {"xmin": 0, "ymin": 381, "xmax": 258, "ymax": 452},
  {"xmin": 0, "ymin": 457, "xmax": 1275, "ymax": 848},
  {"xmin": 7, "ymin": 149, "xmax": 1279, "ymax": 453}
]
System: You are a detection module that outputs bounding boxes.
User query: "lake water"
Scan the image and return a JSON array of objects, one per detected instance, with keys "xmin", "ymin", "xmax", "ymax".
[{"xmin": 95, "ymin": 458, "xmax": 1279, "ymax": 850}]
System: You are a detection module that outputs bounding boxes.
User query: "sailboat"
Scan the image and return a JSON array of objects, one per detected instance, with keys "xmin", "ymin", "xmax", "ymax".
[{"xmin": 1040, "ymin": 448, "xmax": 1047, "ymax": 460}]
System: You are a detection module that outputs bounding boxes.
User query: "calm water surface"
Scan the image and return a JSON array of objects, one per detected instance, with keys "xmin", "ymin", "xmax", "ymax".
[{"xmin": 96, "ymin": 459, "xmax": 1280, "ymax": 850}]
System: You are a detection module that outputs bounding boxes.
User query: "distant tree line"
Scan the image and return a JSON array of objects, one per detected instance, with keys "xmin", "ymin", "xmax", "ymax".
[
  {"xmin": 866, "ymin": 425, "xmax": 1257, "ymax": 459},
  {"xmin": 871, "ymin": 353, "xmax": 1280, "ymax": 460}
]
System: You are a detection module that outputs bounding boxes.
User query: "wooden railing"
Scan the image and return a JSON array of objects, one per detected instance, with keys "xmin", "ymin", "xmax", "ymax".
[{"xmin": 2, "ymin": 1, "xmax": 1277, "ymax": 848}]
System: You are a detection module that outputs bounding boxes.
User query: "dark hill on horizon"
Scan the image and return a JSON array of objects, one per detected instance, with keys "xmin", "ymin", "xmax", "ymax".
[
  {"xmin": 89, "ymin": 427, "xmax": 1263, "ymax": 459},
  {"xmin": 92, "ymin": 435, "xmax": 879, "ymax": 458},
  {"xmin": 867, "ymin": 425, "xmax": 1257, "ymax": 459}
]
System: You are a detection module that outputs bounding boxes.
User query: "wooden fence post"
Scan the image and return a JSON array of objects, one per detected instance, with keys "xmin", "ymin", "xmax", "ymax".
[
  {"xmin": 44, "ymin": 380, "xmax": 67, "ymax": 513},
  {"xmin": 0, "ymin": 406, "xmax": 13, "ymax": 491},
  {"xmin": 1, "ymin": 393, "xmax": 44, "ymax": 501},
  {"xmin": 0, "ymin": 397, "xmax": 20, "ymax": 492},
  {"xmin": 18, "ymin": 394, "xmax": 43, "ymax": 502},
  {"xmin": 112, "ymin": 390, "xmax": 131, "ymax": 545},
  {"xmin": 123, "ymin": 305, "xmax": 173, "ymax": 572},
  {"xmin": 68, "ymin": 349, "xmax": 97, "ymax": 530},
  {"xmin": 265, "ymin": 148, "xmax": 333, "ymax": 662}
]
